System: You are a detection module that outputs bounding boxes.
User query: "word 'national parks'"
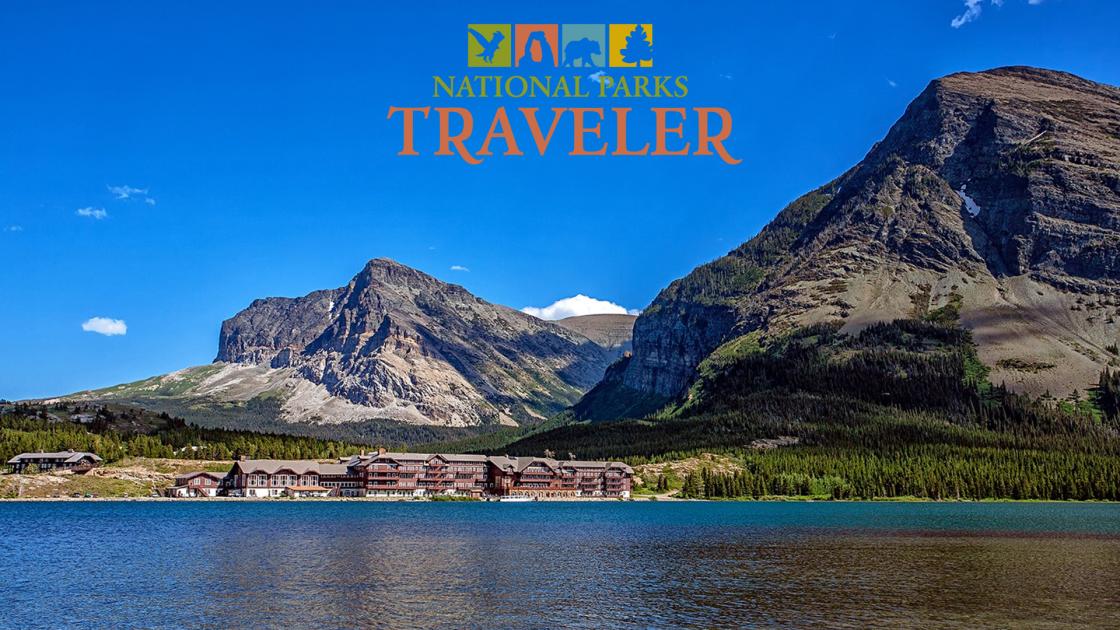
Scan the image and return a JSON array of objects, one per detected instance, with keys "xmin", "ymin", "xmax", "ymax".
[{"xmin": 386, "ymin": 106, "xmax": 741, "ymax": 165}]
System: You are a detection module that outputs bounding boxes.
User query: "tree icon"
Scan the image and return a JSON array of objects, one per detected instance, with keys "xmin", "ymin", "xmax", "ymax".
[{"xmin": 620, "ymin": 24, "xmax": 653, "ymax": 67}]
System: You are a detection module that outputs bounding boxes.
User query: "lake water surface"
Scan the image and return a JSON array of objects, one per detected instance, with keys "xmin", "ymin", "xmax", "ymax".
[{"xmin": 2, "ymin": 501, "xmax": 1118, "ymax": 628}]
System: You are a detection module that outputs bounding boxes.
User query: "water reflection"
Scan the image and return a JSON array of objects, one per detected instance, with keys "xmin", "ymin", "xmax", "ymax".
[{"xmin": 1, "ymin": 502, "xmax": 1118, "ymax": 628}]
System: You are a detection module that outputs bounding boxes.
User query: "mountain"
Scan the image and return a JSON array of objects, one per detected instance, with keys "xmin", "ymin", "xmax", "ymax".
[
  {"xmin": 580, "ymin": 67, "xmax": 1120, "ymax": 421},
  {"xmin": 67, "ymin": 259, "xmax": 619, "ymax": 435},
  {"xmin": 553, "ymin": 314, "xmax": 636, "ymax": 358}
]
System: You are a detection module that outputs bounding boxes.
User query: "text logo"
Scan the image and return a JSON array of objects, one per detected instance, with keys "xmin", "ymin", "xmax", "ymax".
[{"xmin": 388, "ymin": 20, "xmax": 742, "ymax": 165}]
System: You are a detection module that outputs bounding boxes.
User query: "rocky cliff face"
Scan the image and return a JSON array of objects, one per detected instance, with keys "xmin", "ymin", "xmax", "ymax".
[
  {"xmin": 214, "ymin": 258, "xmax": 614, "ymax": 426},
  {"xmin": 609, "ymin": 67, "xmax": 1120, "ymax": 412}
]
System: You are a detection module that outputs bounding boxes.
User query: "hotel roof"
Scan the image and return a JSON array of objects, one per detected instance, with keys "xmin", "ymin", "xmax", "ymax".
[
  {"xmin": 317, "ymin": 463, "xmax": 352, "ymax": 475},
  {"xmin": 7, "ymin": 451, "xmax": 103, "ymax": 464},
  {"xmin": 231, "ymin": 454, "xmax": 632, "ymax": 475},
  {"xmin": 231, "ymin": 460, "xmax": 322, "ymax": 475},
  {"xmin": 173, "ymin": 470, "xmax": 226, "ymax": 482}
]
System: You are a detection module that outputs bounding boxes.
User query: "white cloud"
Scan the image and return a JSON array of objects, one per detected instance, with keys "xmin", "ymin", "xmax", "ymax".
[
  {"xmin": 81, "ymin": 317, "xmax": 127, "ymax": 336},
  {"xmin": 589, "ymin": 71, "xmax": 607, "ymax": 84},
  {"xmin": 887, "ymin": 79, "xmax": 898, "ymax": 88},
  {"xmin": 108, "ymin": 184, "xmax": 149, "ymax": 200},
  {"xmin": 952, "ymin": 0, "xmax": 1040, "ymax": 28},
  {"xmin": 76, "ymin": 207, "xmax": 108, "ymax": 219},
  {"xmin": 521, "ymin": 294, "xmax": 640, "ymax": 321},
  {"xmin": 951, "ymin": 0, "xmax": 984, "ymax": 28},
  {"xmin": 450, "ymin": 265, "xmax": 470, "ymax": 272},
  {"xmin": 107, "ymin": 184, "xmax": 156, "ymax": 205},
  {"xmin": 4, "ymin": 225, "xmax": 22, "ymax": 232}
]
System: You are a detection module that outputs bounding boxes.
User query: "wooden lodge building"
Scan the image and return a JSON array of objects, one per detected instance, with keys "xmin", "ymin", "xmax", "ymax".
[
  {"xmin": 217, "ymin": 450, "xmax": 632, "ymax": 499},
  {"xmin": 6, "ymin": 450, "xmax": 103, "ymax": 474},
  {"xmin": 222, "ymin": 459, "xmax": 344, "ymax": 498},
  {"xmin": 165, "ymin": 471, "xmax": 225, "ymax": 497}
]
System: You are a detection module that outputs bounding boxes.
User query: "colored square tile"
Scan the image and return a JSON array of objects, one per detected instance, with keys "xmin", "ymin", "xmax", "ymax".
[
  {"xmin": 561, "ymin": 24, "xmax": 606, "ymax": 68},
  {"xmin": 514, "ymin": 24, "xmax": 559, "ymax": 68},
  {"xmin": 468, "ymin": 24, "xmax": 511, "ymax": 67},
  {"xmin": 609, "ymin": 23, "xmax": 654, "ymax": 68}
]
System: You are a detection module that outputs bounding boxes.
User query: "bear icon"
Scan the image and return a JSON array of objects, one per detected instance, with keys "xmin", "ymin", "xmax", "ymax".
[{"xmin": 563, "ymin": 38, "xmax": 601, "ymax": 68}]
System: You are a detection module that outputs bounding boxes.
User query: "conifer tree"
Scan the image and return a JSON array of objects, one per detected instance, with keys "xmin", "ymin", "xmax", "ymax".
[{"xmin": 621, "ymin": 25, "xmax": 653, "ymax": 67}]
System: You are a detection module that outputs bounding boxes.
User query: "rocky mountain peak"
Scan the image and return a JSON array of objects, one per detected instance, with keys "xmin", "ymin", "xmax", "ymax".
[
  {"xmin": 354, "ymin": 257, "xmax": 466, "ymax": 292},
  {"xmin": 595, "ymin": 66, "xmax": 1120, "ymax": 414},
  {"xmin": 213, "ymin": 258, "xmax": 617, "ymax": 427}
]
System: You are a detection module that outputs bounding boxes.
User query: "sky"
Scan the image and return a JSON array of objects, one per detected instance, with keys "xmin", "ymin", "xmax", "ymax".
[{"xmin": 2, "ymin": 0, "xmax": 1118, "ymax": 399}]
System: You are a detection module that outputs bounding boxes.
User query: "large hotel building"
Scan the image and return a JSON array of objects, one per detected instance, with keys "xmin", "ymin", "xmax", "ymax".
[{"xmin": 221, "ymin": 450, "xmax": 633, "ymax": 499}]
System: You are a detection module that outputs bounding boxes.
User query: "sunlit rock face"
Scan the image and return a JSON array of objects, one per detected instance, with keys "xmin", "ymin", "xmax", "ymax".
[{"xmin": 216, "ymin": 258, "xmax": 616, "ymax": 426}]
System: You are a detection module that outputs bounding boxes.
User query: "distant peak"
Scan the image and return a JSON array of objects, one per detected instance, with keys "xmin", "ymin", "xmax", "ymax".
[
  {"xmin": 358, "ymin": 257, "xmax": 429, "ymax": 281},
  {"xmin": 349, "ymin": 257, "xmax": 471, "ymax": 299},
  {"xmin": 363, "ymin": 257, "xmax": 406, "ymax": 269}
]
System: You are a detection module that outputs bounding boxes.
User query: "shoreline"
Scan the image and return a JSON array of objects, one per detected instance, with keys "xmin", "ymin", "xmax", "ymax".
[{"xmin": 2, "ymin": 496, "xmax": 1117, "ymax": 504}]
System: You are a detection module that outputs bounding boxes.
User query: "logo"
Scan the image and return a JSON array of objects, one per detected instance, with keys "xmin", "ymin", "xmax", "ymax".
[
  {"xmin": 467, "ymin": 24, "xmax": 511, "ymax": 67},
  {"xmin": 388, "ymin": 20, "xmax": 741, "ymax": 166},
  {"xmin": 467, "ymin": 24, "xmax": 650, "ymax": 68},
  {"xmin": 561, "ymin": 24, "xmax": 606, "ymax": 68},
  {"xmin": 514, "ymin": 24, "xmax": 559, "ymax": 68},
  {"xmin": 609, "ymin": 24, "xmax": 653, "ymax": 68}
]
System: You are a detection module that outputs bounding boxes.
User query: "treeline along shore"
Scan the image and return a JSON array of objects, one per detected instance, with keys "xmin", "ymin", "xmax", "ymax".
[{"xmin": 3, "ymin": 399, "xmax": 1120, "ymax": 501}]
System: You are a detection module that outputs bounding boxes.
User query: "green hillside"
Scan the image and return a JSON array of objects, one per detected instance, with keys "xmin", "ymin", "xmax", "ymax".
[{"xmin": 497, "ymin": 318, "xmax": 1120, "ymax": 500}]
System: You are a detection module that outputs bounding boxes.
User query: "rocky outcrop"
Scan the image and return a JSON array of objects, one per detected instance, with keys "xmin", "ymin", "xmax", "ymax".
[
  {"xmin": 600, "ymin": 67, "xmax": 1120, "ymax": 414},
  {"xmin": 212, "ymin": 258, "xmax": 615, "ymax": 427},
  {"xmin": 217, "ymin": 289, "xmax": 342, "ymax": 365}
]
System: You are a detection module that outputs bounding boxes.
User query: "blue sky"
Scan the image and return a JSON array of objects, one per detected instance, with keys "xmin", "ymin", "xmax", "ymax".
[{"xmin": 2, "ymin": 0, "xmax": 1118, "ymax": 399}]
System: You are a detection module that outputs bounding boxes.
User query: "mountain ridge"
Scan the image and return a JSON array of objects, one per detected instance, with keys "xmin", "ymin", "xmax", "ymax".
[
  {"xmin": 65, "ymin": 258, "xmax": 623, "ymax": 433},
  {"xmin": 587, "ymin": 66, "xmax": 1120, "ymax": 419}
]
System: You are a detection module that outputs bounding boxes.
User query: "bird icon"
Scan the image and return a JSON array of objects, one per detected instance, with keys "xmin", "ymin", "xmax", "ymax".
[{"xmin": 467, "ymin": 27, "xmax": 505, "ymax": 64}]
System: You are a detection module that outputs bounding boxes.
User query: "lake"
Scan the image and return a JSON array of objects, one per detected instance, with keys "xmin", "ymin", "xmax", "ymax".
[{"xmin": 1, "ymin": 501, "xmax": 1118, "ymax": 628}]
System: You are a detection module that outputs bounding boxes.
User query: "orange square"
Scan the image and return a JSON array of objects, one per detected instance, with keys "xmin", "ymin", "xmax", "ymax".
[{"xmin": 514, "ymin": 24, "xmax": 559, "ymax": 68}]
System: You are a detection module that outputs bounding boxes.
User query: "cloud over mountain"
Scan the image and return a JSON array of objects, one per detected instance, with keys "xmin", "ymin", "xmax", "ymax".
[{"xmin": 522, "ymin": 294, "xmax": 639, "ymax": 321}]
